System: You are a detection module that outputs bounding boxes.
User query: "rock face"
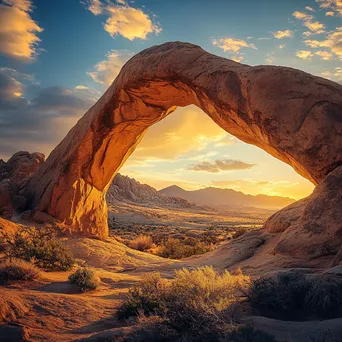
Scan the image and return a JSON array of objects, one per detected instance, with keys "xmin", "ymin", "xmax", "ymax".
[
  {"xmin": 265, "ymin": 165, "xmax": 342, "ymax": 259},
  {"xmin": 17, "ymin": 42, "xmax": 342, "ymax": 242},
  {"xmin": 0, "ymin": 152, "xmax": 45, "ymax": 218}
]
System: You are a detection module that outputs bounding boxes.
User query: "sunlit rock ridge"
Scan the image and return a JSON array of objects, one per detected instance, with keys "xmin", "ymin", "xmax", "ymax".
[{"xmin": 11, "ymin": 41, "xmax": 342, "ymax": 258}]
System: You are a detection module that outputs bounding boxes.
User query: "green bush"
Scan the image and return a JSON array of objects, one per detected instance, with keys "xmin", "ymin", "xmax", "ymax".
[
  {"xmin": 248, "ymin": 271, "xmax": 342, "ymax": 319},
  {"xmin": 0, "ymin": 259, "xmax": 40, "ymax": 284},
  {"xmin": 118, "ymin": 266, "xmax": 250, "ymax": 339},
  {"xmin": 0, "ymin": 226, "xmax": 74, "ymax": 271},
  {"xmin": 68, "ymin": 267, "xmax": 100, "ymax": 292}
]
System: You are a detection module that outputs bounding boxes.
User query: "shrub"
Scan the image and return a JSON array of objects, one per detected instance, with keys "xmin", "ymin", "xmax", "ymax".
[
  {"xmin": 68, "ymin": 267, "xmax": 100, "ymax": 292},
  {"xmin": 117, "ymin": 272, "xmax": 170, "ymax": 319},
  {"xmin": 305, "ymin": 275, "xmax": 342, "ymax": 318},
  {"xmin": 118, "ymin": 266, "xmax": 250, "ymax": 339},
  {"xmin": 0, "ymin": 259, "xmax": 40, "ymax": 284},
  {"xmin": 129, "ymin": 235, "xmax": 155, "ymax": 252},
  {"xmin": 232, "ymin": 228, "xmax": 247, "ymax": 239},
  {"xmin": 155, "ymin": 238, "xmax": 213, "ymax": 259},
  {"xmin": 248, "ymin": 271, "xmax": 342, "ymax": 320},
  {"xmin": 126, "ymin": 313, "xmax": 179, "ymax": 342},
  {"xmin": 0, "ymin": 226, "xmax": 74, "ymax": 271}
]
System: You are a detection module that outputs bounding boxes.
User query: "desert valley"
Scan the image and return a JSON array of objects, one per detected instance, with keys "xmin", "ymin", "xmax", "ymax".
[{"xmin": 1, "ymin": 0, "xmax": 342, "ymax": 341}]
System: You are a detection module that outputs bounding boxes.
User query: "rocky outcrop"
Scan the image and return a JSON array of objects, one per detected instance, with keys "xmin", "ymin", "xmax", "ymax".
[
  {"xmin": 107, "ymin": 173, "xmax": 197, "ymax": 208},
  {"xmin": 14, "ymin": 41, "xmax": 342, "ymax": 243},
  {"xmin": 264, "ymin": 165, "xmax": 342, "ymax": 259},
  {"xmin": 0, "ymin": 152, "xmax": 45, "ymax": 218}
]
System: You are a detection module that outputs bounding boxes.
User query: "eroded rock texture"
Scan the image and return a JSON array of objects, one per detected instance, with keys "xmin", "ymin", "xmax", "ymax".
[{"xmin": 20, "ymin": 42, "xmax": 342, "ymax": 241}]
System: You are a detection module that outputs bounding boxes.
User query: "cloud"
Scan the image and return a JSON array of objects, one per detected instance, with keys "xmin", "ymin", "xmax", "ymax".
[
  {"xmin": 279, "ymin": 44, "xmax": 285, "ymax": 49},
  {"xmin": 315, "ymin": 50, "xmax": 333, "ymax": 60},
  {"xmin": 296, "ymin": 50, "xmax": 314, "ymax": 59},
  {"xmin": 82, "ymin": 0, "xmax": 102, "ymax": 15},
  {"xmin": 325, "ymin": 11, "xmax": 335, "ymax": 15},
  {"xmin": 305, "ymin": 6, "xmax": 315, "ymax": 11},
  {"xmin": 82, "ymin": 0, "xmax": 161, "ymax": 40},
  {"xmin": 188, "ymin": 159, "xmax": 255, "ymax": 173},
  {"xmin": 304, "ymin": 27, "xmax": 342, "ymax": 59},
  {"xmin": 88, "ymin": 50, "xmax": 133, "ymax": 86},
  {"xmin": 293, "ymin": 11, "xmax": 313, "ymax": 21},
  {"xmin": 212, "ymin": 37, "xmax": 256, "ymax": 53},
  {"xmin": 273, "ymin": 30, "xmax": 294, "ymax": 39},
  {"xmin": 0, "ymin": 0, "xmax": 43, "ymax": 61},
  {"xmin": 316, "ymin": 0, "xmax": 342, "ymax": 16},
  {"xmin": 0, "ymin": 68, "xmax": 100, "ymax": 159},
  {"xmin": 265, "ymin": 53, "xmax": 275, "ymax": 64},
  {"xmin": 304, "ymin": 20, "xmax": 325, "ymax": 32},
  {"xmin": 212, "ymin": 37, "xmax": 256, "ymax": 61}
]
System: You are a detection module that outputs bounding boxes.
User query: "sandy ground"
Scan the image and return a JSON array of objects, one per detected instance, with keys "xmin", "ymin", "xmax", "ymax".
[{"xmin": 0, "ymin": 212, "xmax": 341, "ymax": 341}]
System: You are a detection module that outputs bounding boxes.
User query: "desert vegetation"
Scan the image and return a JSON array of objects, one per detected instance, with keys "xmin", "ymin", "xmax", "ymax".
[
  {"xmin": 247, "ymin": 271, "xmax": 342, "ymax": 320},
  {"xmin": 0, "ymin": 225, "xmax": 74, "ymax": 271},
  {"xmin": 117, "ymin": 266, "xmax": 281, "ymax": 341},
  {"xmin": 68, "ymin": 267, "xmax": 100, "ymax": 292},
  {"xmin": 0, "ymin": 258, "xmax": 40, "ymax": 284}
]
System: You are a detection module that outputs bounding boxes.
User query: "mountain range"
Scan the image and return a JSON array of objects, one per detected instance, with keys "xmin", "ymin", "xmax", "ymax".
[
  {"xmin": 159, "ymin": 185, "xmax": 295, "ymax": 209},
  {"xmin": 107, "ymin": 174, "xmax": 295, "ymax": 210}
]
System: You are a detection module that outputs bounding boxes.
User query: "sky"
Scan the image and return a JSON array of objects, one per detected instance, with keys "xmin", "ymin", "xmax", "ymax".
[{"xmin": 0, "ymin": 0, "xmax": 341, "ymax": 199}]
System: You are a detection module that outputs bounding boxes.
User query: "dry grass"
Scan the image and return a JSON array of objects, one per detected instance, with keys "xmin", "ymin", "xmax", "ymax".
[
  {"xmin": 128, "ymin": 235, "xmax": 155, "ymax": 252},
  {"xmin": 0, "ymin": 225, "xmax": 74, "ymax": 271},
  {"xmin": 0, "ymin": 259, "xmax": 40, "ymax": 284},
  {"xmin": 117, "ymin": 266, "xmax": 251, "ymax": 340}
]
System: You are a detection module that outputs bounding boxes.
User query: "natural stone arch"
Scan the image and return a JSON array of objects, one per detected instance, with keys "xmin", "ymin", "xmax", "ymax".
[{"xmin": 23, "ymin": 42, "xmax": 342, "ymax": 239}]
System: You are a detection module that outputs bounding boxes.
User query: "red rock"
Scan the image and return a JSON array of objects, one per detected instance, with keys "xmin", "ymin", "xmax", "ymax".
[{"xmin": 19, "ymin": 42, "xmax": 342, "ymax": 240}]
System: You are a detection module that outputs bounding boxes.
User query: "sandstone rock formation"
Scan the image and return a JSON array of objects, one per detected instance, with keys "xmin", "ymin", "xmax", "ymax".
[
  {"xmin": 14, "ymin": 42, "xmax": 342, "ymax": 246},
  {"xmin": 0, "ymin": 152, "xmax": 45, "ymax": 218}
]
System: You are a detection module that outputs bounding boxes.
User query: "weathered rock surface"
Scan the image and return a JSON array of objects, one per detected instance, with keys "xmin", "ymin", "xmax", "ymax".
[
  {"xmin": 0, "ymin": 152, "xmax": 45, "ymax": 218},
  {"xmin": 265, "ymin": 165, "xmax": 342, "ymax": 259},
  {"xmin": 12, "ymin": 41, "xmax": 342, "ymax": 243}
]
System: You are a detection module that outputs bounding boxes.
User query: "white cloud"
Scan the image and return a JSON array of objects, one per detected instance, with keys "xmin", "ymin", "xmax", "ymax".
[
  {"xmin": 83, "ymin": 0, "xmax": 161, "ymax": 40},
  {"xmin": 88, "ymin": 50, "xmax": 133, "ymax": 86},
  {"xmin": 0, "ymin": 0, "xmax": 43, "ymax": 61},
  {"xmin": 305, "ymin": 6, "xmax": 315, "ymax": 11},
  {"xmin": 232, "ymin": 55, "xmax": 244, "ymax": 62},
  {"xmin": 273, "ymin": 30, "xmax": 294, "ymax": 39},
  {"xmin": 296, "ymin": 50, "xmax": 314, "ymax": 59},
  {"xmin": 279, "ymin": 44, "xmax": 285, "ymax": 49},
  {"xmin": 265, "ymin": 53, "xmax": 275, "ymax": 64}
]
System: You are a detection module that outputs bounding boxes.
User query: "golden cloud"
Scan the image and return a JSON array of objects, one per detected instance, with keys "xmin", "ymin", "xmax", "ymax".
[
  {"xmin": 316, "ymin": 0, "xmax": 342, "ymax": 16},
  {"xmin": 88, "ymin": 50, "xmax": 133, "ymax": 86},
  {"xmin": 0, "ymin": 0, "xmax": 43, "ymax": 61},
  {"xmin": 273, "ymin": 30, "xmax": 294, "ymax": 39},
  {"xmin": 212, "ymin": 37, "xmax": 256, "ymax": 53},
  {"xmin": 83, "ymin": 0, "xmax": 161, "ymax": 40},
  {"xmin": 296, "ymin": 50, "xmax": 314, "ymax": 59}
]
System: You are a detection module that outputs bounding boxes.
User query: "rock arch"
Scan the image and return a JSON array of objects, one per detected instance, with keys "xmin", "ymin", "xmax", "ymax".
[{"xmin": 23, "ymin": 42, "xmax": 342, "ymax": 239}]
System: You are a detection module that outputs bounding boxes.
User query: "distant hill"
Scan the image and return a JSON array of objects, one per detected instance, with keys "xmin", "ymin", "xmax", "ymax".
[
  {"xmin": 159, "ymin": 185, "xmax": 295, "ymax": 209},
  {"xmin": 106, "ymin": 174, "xmax": 197, "ymax": 209}
]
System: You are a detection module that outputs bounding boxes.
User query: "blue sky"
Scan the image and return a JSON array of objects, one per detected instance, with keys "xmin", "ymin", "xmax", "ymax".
[{"xmin": 0, "ymin": 0, "xmax": 341, "ymax": 198}]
